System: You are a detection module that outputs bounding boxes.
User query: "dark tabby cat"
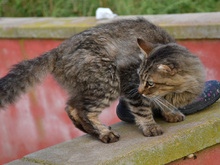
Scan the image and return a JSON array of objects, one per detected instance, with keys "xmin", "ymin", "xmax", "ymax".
[{"xmin": 0, "ymin": 18, "xmax": 205, "ymax": 143}]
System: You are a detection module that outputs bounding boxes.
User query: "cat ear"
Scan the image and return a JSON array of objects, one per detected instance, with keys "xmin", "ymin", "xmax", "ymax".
[
  {"xmin": 137, "ymin": 38, "xmax": 154, "ymax": 57},
  {"xmin": 157, "ymin": 64, "xmax": 176, "ymax": 75}
]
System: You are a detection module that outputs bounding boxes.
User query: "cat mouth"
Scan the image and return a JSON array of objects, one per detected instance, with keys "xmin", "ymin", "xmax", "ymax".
[{"xmin": 142, "ymin": 94, "xmax": 151, "ymax": 98}]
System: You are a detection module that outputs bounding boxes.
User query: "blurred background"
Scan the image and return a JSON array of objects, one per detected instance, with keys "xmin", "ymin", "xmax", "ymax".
[{"xmin": 1, "ymin": 0, "xmax": 220, "ymax": 17}]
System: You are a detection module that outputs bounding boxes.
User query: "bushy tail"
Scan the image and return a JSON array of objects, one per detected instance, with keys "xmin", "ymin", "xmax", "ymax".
[{"xmin": 0, "ymin": 48, "xmax": 57, "ymax": 108}]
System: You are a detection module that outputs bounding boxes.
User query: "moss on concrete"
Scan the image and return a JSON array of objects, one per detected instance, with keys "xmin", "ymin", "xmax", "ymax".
[
  {"xmin": 1, "ymin": 13, "xmax": 220, "ymax": 39},
  {"xmin": 6, "ymin": 100, "xmax": 220, "ymax": 165},
  {"xmin": 163, "ymin": 24, "xmax": 220, "ymax": 39},
  {"xmin": 107, "ymin": 119, "xmax": 220, "ymax": 165},
  {"xmin": 103, "ymin": 101, "xmax": 220, "ymax": 165},
  {"xmin": 0, "ymin": 17, "xmax": 97, "ymax": 39},
  {"xmin": 21, "ymin": 157, "xmax": 55, "ymax": 165}
]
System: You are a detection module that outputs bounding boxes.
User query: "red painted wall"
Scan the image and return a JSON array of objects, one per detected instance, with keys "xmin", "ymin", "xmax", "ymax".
[
  {"xmin": 169, "ymin": 143, "xmax": 220, "ymax": 165},
  {"xmin": 0, "ymin": 39, "xmax": 220, "ymax": 164},
  {"xmin": 180, "ymin": 40, "xmax": 220, "ymax": 81}
]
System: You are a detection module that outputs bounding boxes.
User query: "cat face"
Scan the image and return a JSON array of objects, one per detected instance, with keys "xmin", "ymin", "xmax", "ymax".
[
  {"xmin": 138, "ymin": 63, "xmax": 180, "ymax": 98},
  {"xmin": 137, "ymin": 38, "xmax": 205, "ymax": 102}
]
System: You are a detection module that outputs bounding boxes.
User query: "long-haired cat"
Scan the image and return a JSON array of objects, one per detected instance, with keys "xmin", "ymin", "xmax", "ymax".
[{"xmin": 0, "ymin": 18, "xmax": 205, "ymax": 143}]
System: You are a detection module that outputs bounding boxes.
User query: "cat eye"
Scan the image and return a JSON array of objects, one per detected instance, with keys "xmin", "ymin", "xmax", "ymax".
[{"xmin": 147, "ymin": 81, "xmax": 154, "ymax": 87}]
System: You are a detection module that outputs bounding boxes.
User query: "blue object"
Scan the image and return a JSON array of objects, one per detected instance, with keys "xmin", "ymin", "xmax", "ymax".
[{"xmin": 116, "ymin": 80, "xmax": 220, "ymax": 122}]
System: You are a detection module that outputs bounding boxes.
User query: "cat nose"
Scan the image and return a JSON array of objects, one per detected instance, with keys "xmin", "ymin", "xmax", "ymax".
[{"xmin": 138, "ymin": 85, "xmax": 144, "ymax": 94}]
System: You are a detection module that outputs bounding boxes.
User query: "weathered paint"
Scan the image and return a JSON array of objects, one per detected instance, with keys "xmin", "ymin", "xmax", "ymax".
[
  {"xmin": 179, "ymin": 40, "xmax": 220, "ymax": 81},
  {"xmin": 0, "ymin": 39, "xmax": 220, "ymax": 164}
]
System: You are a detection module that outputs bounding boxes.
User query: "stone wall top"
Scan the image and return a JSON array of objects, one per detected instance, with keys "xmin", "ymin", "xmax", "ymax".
[
  {"xmin": 0, "ymin": 12, "xmax": 220, "ymax": 39},
  {"xmin": 6, "ymin": 100, "xmax": 220, "ymax": 165}
]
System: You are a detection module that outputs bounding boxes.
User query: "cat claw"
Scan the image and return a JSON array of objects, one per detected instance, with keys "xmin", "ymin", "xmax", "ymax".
[
  {"xmin": 99, "ymin": 131, "xmax": 120, "ymax": 143},
  {"xmin": 142, "ymin": 124, "xmax": 164, "ymax": 137},
  {"xmin": 163, "ymin": 111, "xmax": 185, "ymax": 123},
  {"xmin": 103, "ymin": 124, "xmax": 111, "ymax": 130}
]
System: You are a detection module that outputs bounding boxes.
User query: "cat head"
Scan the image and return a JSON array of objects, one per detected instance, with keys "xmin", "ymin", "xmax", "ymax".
[{"xmin": 137, "ymin": 38, "xmax": 205, "ymax": 107}]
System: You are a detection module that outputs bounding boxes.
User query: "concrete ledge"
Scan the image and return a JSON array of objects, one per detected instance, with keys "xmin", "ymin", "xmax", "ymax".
[
  {"xmin": 6, "ymin": 99, "xmax": 220, "ymax": 165},
  {"xmin": 0, "ymin": 12, "xmax": 220, "ymax": 39}
]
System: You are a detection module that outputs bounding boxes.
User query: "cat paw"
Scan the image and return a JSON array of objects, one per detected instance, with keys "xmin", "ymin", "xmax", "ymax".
[
  {"xmin": 99, "ymin": 131, "xmax": 120, "ymax": 143},
  {"xmin": 142, "ymin": 124, "xmax": 164, "ymax": 137},
  {"xmin": 163, "ymin": 111, "xmax": 185, "ymax": 123}
]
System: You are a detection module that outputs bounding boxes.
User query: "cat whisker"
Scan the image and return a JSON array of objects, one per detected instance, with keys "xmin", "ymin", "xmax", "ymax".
[
  {"xmin": 153, "ymin": 97, "xmax": 177, "ymax": 113},
  {"xmin": 152, "ymin": 98, "xmax": 165, "ymax": 112},
  {"xmin": 157, "ymin": 97, "xmax": 177, "ymax": 110}
]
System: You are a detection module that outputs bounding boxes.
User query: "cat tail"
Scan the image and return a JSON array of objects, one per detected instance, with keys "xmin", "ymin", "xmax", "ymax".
[{"xmin": 0, "ymin": 48, "xmax": 57, "ymax": 108}]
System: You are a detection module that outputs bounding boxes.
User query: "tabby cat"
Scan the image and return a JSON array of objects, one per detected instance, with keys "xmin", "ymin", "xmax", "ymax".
[{"xmin": 0, "ymin": 18, "xmax": 205, "ymax": 143}]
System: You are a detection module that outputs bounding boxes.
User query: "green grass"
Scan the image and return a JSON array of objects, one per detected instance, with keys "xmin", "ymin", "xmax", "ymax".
[{"xmin": 1, "ymin": 0, "xmax": 220, "ymax": 17}]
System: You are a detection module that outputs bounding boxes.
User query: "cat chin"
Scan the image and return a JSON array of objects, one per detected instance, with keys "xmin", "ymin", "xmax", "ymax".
[{"xmin": 142, "ymin": 94, "xmax": 150, "ymax": 98}]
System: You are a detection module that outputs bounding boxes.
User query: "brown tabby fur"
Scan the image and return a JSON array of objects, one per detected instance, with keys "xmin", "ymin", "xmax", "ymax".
[{"xmin": 0, "ymin": 18, "xmax": 205, "ymax": 143}]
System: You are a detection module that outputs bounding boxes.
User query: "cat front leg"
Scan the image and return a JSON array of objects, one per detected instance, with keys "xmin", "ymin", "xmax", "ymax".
[
  {"xmin": 127, "ymin": 101, "xmax": 163, "ymax": 137},
  {"xmin": 65, "ymin": 105, "xmax": 120, "ymax": 143}
]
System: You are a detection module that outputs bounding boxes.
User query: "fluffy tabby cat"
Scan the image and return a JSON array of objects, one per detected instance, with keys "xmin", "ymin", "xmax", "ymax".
[{"xmin": 0, "ymin": 18, "xmax": 205, "ymax": 143}]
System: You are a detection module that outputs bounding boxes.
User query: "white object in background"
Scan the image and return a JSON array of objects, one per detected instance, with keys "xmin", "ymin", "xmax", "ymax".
[{"xmin": 96, "ymin": 8, "xmax": 117, "ymax": 19}]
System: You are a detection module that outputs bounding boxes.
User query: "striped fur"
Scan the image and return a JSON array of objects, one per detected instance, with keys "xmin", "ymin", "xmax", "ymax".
[{"xmin": 0, "ymin": 19, "xmax": 205, "ymax": 143}]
